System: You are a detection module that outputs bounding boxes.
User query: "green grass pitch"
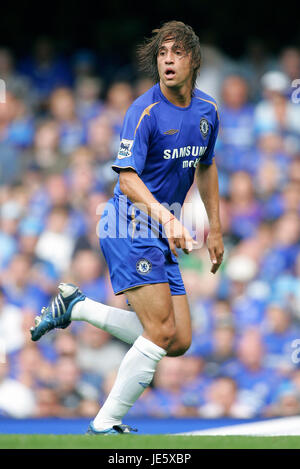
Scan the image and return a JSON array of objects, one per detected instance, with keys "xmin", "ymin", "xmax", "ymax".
[{"xmin": 1, "ymin": 434, "xmax": 300, "ymax": 449}]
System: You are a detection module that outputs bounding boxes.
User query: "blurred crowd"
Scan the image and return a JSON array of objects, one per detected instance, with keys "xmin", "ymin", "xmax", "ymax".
[{"xmin": 1, "ymin": 37, "xmax": 300, "ymax": 420}]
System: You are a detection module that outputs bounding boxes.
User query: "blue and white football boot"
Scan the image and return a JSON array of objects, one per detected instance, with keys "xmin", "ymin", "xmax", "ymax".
[
  {"xmin": 30, "ymin": 283, "xmax": 86, "ymax": 342},
  {"xmin": 86, "ymin": 422, "xmax": 138, "ymax": 435}
]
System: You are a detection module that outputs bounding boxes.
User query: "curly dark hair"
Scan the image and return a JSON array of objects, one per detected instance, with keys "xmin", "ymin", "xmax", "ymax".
[{"xmin": 137, "ymin": 21, "xmax": 201, "ymax": 93}]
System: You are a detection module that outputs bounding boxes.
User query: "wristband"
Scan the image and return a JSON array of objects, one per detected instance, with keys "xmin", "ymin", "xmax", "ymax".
[{"xmin": 163, "ymin": 216, "xmax": 175, "ymax": 226}]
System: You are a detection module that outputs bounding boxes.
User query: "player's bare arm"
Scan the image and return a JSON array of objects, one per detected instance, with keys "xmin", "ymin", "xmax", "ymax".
[
  {"xmin": 119, "ymin": 168, "xmax": 196, "ymax": 256},
  {"xmin": 196, "ymin": 159, "xmax": 224, "ymax": 273}
]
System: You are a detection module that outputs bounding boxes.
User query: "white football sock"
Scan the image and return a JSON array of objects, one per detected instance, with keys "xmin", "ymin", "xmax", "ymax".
[
  {"xmin": 92, "ymin": 335, "xmax": 166, "ymax": 430},
  {"xmin": 71, "ymin": 298, "xmax": 143, "ymax": 344}
]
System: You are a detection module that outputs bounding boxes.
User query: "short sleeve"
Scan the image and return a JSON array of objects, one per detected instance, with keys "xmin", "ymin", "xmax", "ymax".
[
  {"xmin": 111, "ymin": 104, "xmax": 153, "ymax": 176},
  {"xmin": 199, "ymin": 108, "xmax": 219, "ymax": 166}
]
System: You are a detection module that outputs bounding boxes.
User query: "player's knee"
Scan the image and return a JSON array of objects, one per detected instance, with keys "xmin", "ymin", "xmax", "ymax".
[
  {"xmin": 167, "ymin": 336, "xmax": 192, "ymax": 357},
  {"xmin": 159, "ymin": 325, "xmax": 177, "ymax": 350},
  {"xmin": 167, "ymin": 326, "xmax": 192, "ymax": 356},
  {"xmin": 147, "ymin": 317, "xmax": 176, "ymax": 351}
]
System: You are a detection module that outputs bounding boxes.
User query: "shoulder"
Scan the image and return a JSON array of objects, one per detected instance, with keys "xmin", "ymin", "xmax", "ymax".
[
  {"xmin": 126, "ymin": 84, "xmax": 161, "ymax": 117},
  {"xmin": 193, "ymin": 88, "xmax": 218, "ymax": 104},
  {"xmin": 128, "ymin": 85, "xmax": 160, "ymax": 112},
  {"xmin": 193, "ymin": 88, "xmax": 219, "ymax": 117}
]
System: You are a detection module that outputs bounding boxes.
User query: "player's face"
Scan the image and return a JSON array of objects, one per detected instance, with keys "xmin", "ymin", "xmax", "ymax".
[{"xmin": 157, "ymin": 40, "xmax": 193, "ymax": 90}]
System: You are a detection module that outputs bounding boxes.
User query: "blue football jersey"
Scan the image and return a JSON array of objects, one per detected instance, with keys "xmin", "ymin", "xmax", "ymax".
[
  {"xmin": 99, "ymin": 84, "xmax": 219, "ymax": 295},
  {"xmin": 112, "ymin": 83, "xmax": 219, "ymax": 209}
]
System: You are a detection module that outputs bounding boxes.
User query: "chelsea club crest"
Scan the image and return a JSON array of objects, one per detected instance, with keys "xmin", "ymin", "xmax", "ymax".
[
  {"xmin": 136, "ymin": 259, "xmax": 152, "ymax": 274},
  {"xmin": 200, "ymin": 118, "xmax": 209, "ymax": 138}
]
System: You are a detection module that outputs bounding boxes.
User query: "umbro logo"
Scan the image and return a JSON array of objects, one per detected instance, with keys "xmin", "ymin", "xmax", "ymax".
[
  {"xmin": 163, "ymin": 129, "xmax": 179, "ymax": 135},
  {"xmin": 139, "ymin": 382, "xmax": 149, "ymax": 389}
]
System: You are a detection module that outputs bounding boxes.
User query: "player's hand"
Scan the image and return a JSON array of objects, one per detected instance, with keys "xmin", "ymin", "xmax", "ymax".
[
  {"xmin": 163, "ymin": 217, "xmax": 197, "ymax": 257},
  {"xmin": 206, "ymin": 230, "xmax": 224, "ymax": 274}
]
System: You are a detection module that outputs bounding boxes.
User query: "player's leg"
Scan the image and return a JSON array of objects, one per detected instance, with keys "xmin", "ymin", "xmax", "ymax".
[
  {"xmin": 160, "ymin": 255, "xmax": 192, "ymax": 356},
  {"xmin": 31, "ymin": 282, "xmax": 191, "ymax": 357},
  {"xmin": 71, "ymin": 250, "xmax": 191, "ymax": 355},
  {"xmin": 125, "ymin": 282, "xmax": 176, "ymax": 350},
  {"xmin": 30, "ymin": 280, "xmax": 143, "ymax": 344},
  {"xmin": 71, "ymin": 291, "xmax": 191, "ymax": 356},
  {"xmin": 91, "ymin": 282, "xmax": 174, "ymax": 431},
  {"xmin": 71, "ymin": 296, "xmax": 143, "ymax": 344},
  {"xmin": 167, "ymin": 294, "xmax": 192, "ymax": 357}
]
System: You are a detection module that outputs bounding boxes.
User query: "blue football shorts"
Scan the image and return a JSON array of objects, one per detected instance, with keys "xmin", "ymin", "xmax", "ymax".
[{"xmin": 98, "ymin": 198, "xmax": 186, "ymax": 296}]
